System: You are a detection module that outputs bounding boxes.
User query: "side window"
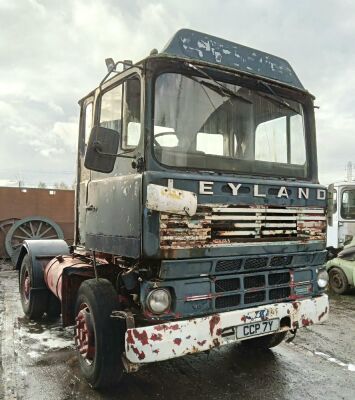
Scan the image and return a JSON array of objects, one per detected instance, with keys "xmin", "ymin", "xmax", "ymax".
[
  {"xmin": 341, "ymin": 190, "xmax": 355, "ymax": 219},
  {"xmin": 100, "ymin": 84, "xmax": 122, "ymax": 133},
  {"xmin": 122, "ymin": 77, "xmax": 141, "ymax": 149},
  {"xmin": 84, "ymin": 102, "xmax": 93, "ymax": 145}
]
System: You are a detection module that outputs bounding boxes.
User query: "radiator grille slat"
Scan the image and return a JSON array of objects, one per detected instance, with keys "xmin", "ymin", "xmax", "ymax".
[{"xmin": 160, "ymin": 204, "xmax": 326, "ymax": 249}]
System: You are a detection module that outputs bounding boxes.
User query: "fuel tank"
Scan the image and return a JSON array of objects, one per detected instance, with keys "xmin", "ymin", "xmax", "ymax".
[{"xmin": 44, "ymin": 255, "xmax": 91, "ymax": 300}]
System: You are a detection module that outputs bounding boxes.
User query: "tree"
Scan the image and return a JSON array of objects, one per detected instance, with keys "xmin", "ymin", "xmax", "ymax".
[
  {"xmin": 54, "ymin": 181, "xmax": 69, "ymax": 189},
  {"xmin": 38, "ymin": 181, "xmax": 47, "ymax": 188}
]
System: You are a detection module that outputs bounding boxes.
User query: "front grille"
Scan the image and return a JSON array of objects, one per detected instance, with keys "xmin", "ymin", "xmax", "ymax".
[
  {"xmin": 216, "ymin": 294, "xmax": 241, "ymax": 309},
  {"xmin": 215, "ymin": 278, "xmax": 240, "ymax": 292},
  {"xmin": 216, "ymin": 259, "xmax": 242, "ymax": 272},
  {"xmin": 268, "ymin": 272, "xmax": 290, "ymax": 286},
  {"xmin": 244, "ymin": 291, "xmax": 266, "ymax": 304},
  {"xmin": 270, "ymin": 256, "xmax": 292, "ymax": 267},
  {"xmin": 244, "ymin": 275, "xmax": 265, "ymax": 289},
  {"xmin": 269, "ymin": 287, "xmax": 290, "ymax": 300},
  {"xmin": 244, "ymin": 257, "xmax": 268, "ymax": 270},
  {"xmin": 160, "ymin": 204, "xmax": 326, "ymax": 249}
]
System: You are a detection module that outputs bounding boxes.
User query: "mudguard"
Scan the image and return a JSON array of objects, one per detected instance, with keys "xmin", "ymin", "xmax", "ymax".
[{"xmin": 16, "ymin": 239, "xmax": 70, "ymax": 289}]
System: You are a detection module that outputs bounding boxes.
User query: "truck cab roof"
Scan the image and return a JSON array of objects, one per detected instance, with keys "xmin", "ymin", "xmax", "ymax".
[{"xmin": 80, "ymin": 29, "xmax": 310, "ymax": 104}]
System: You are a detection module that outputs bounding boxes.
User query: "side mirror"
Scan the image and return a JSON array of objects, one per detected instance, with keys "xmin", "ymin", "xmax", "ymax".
[{"xmin": 84, "ymin": 126, "xmax": 120, "ymax": 173}]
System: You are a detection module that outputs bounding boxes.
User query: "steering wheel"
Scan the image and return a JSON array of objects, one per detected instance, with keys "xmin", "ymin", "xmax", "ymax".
[{"xmin": 153, "ymin": 131, "xmax": 176, "ymax": 148}]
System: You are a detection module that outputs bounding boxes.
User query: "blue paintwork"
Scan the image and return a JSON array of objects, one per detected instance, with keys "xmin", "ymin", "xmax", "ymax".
[{"xmin": 162, "ymin": 29, "xmax": 304, "ymax": 90}]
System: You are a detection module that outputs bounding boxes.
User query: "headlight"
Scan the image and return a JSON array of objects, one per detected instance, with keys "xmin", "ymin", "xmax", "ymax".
[
  {"xmin": 146, "ymin": 289, "xmax": 171, "ymax": 314},
  {"xmin": 317, "ymin": 269, "xmax": 329, "ymax": 288}
]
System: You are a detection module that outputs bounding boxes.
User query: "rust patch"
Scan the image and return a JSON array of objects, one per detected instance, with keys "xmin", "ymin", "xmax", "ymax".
[
  {"xmin": 133, "ymin": 329, "xmax": 149, "ymax": 346},
  {"xmin": 186, "ymin": 335, "xmax": 191, "ymax": 339},
  {"xmin": 153, "ymin": 349, "xmax": 159, "ymax": 354},
  {"xmin": 209, "ymin": 314, "xmax": 220, "ymax": 336},
  {"xmin": 213, "ymin": 338, "xmax": 220, "ymax": 347},
  {"xmin": 241, "ymin": 315, "xmax": 247, "ymax": 322},
  {"xmin": 318, "ymin": 307, "xmax": 328, "ymax": 321},
  {"xmin": 302, "ymin": 318, "xmax": 313, "ymax": 327},
  {"xmin": 131, "ymin": 346, "xmax": 145, "ymax": 360},
  {"xmin": 127, "ymin": 330, "xmax": 135, "ymax": 345},
  {"xmin": 216, "ymin": 328, "xmax": 222, "ymax": 336},
  {"xmin": 173, "ymin": 338, "xmax": 182, "ymax": 346},
  {"xmin": 150, "ymin": 333, "xmax": 163, "ymax": 341},
  {"xmin": 292, "ymin": 302, "xmax": 299, "ymax": 310},
  {"xmin": 197, "ymin": 340, "xmax": 207, "ymax": 346},
  {"xmin": 154, "ymin": 323, "xmax": 180, "ymax": 332},
  {"xmin": 292, "ymin": 321, "xmax": 299, "ymax": 329}
]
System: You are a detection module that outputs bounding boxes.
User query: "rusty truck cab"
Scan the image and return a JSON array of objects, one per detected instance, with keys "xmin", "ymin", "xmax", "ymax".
[{"xmin": 17, "ymin": 29, "xmax": 329, "ymax": 389}]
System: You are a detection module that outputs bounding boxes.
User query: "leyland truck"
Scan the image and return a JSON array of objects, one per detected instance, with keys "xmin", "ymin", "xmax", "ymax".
[{"xmin": 16, "ymin": 29, "xmax": 329, "ymax": 388}]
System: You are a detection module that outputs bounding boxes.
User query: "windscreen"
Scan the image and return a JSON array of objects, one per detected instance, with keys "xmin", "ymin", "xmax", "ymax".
[{"xmin": 153, "ymin": 73, "xmax": 308, "ymax": 178}]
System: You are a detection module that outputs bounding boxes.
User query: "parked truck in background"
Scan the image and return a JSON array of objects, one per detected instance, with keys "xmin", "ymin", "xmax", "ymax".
[
  {"xmin": 16, "ymin": 29, "xmax": 329, "ymax": 388},
  {"xmin": 326, "ymin": 169, "xmax": 355, "ymax": 293}
]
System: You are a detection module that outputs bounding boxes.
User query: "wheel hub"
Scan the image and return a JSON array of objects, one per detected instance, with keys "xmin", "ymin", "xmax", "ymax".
[
  {"xmin": 332, "ymin": 273, "xmax": 342, "ymax": 289},
  {"xmin": 75, "ymin": 305, "xmax": 95, "ymax": 362}
]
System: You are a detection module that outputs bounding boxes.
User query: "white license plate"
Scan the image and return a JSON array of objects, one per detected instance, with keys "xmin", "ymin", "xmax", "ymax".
[{"xmin": 236, "ymin": 319, "xmax": 280, "ymax": 339}]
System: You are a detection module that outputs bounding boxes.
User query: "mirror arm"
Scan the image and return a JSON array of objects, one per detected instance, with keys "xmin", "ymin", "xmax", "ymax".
[{"xmin": 95, "ymin": 147, "xmax": 135, "ymax": 159}]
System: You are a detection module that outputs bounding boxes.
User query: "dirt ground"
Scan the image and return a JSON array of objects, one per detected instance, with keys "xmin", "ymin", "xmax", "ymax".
[{"xmin": 1, "ymin": 259, "xmax": 355, "ymax": 400}]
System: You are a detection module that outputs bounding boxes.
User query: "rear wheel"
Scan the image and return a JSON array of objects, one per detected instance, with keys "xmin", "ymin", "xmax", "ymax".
[
  {"xmin": 74, "ymin": 279, "xmax": 124, "ymax": 389},
  {"xmin": 329, "ymin": 267, "xmax": 349, "ymax": 294},
  {"xmin": 241, "ymin": 331, "xmax": 287, "ymax": 349},
  {"xmin": 19, "ymin": 254, "xmax": 47, "ymax": 320}
]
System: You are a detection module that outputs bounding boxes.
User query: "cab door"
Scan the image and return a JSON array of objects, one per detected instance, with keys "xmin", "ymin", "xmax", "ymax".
[
  {"xmin": 76, "ymin": 97, "xmax": 94, "ymax": 246},
  {"xmin": 85, "ymin": 73, "xmax": 143, "ymax": 258}
]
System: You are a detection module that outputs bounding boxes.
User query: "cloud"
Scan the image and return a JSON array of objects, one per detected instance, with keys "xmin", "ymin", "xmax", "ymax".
[{"xmin": 0, "ymin": 0, "xmax": 354, "ymax": 187}]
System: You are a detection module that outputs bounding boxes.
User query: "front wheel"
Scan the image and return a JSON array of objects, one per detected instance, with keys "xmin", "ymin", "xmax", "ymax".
[
  {"xmin": 74, "ymin": 278, "xmax": 124, "ymax": 389},
  {"xmin": 241, "ymin": 331, "xmax": 287, "ymax": 349},
  {"xmin": 329, "ymin": 267, "xmax": 349, "ymax": 294}
]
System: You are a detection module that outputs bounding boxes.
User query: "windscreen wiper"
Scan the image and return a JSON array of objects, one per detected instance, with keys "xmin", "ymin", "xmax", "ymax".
[
  {"xmin": 257, "ymin": 80, "xmax": 301, "ymax": 115},
  {"xmin": 186, "ymin": 62, "xmax": 252, "ymax": 104}
]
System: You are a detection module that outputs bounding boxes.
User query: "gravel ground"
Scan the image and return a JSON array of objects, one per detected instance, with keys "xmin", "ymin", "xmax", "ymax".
[{"xmin": 1, "ymin": 259, "xmax": 355, "ymax": 400}]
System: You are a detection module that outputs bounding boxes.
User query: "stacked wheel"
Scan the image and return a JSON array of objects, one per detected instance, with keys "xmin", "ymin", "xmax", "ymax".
[{"xmin": 6, "ymin": 216, "xmax": 64, "ymax": 265}]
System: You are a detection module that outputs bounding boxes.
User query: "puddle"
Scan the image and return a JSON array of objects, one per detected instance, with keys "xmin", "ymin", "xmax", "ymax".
[{"xmin": 17, "ymin": 317, "xmax": 74, "ymax": 361}]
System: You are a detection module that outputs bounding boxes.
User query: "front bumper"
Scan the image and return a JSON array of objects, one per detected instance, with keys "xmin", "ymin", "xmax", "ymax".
[{"xmin": 125, "ymin": 294, "xmax": 328, "ymax": 364}]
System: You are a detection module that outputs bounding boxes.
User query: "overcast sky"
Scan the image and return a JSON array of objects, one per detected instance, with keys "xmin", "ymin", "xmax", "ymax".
[{"xmin": 1, "ymin": 0, "xmax": 354, "ymax": 187}]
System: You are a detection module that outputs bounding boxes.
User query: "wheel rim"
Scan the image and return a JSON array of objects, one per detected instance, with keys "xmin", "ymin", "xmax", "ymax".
[
  {"xmin": 75, "ymin": 303, "xmax": 96, "ymax": 364},
  {"xmin": 330, "ymin": 271, "xmax": 344, "ymax": 290},
  {"xmin": 22, "ymin": 269, "xmax": 30, "ymax": 303},
  {"xmin": 5, "ymin": 216, "xmax": 64, "ymax": 257}
]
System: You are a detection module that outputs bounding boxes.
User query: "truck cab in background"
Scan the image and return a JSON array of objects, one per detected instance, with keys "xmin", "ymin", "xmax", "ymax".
[
  {"xmin": 326, "ymin": 180, "xmax": 355, "ymax": 293},
  {"xmin": 16, "ymin": 29, "xmax": 329, "ymax": 389},
  {"xmin": 327, "ymin": 181, "xmax": 355, "ymax": 250}
]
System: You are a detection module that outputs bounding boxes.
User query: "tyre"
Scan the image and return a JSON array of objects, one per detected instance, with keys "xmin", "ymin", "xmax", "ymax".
[
  {"xmin": 241, "ymin": 331, "xmax": 287, "ymax": 349},
  {"xmin": 74, "ymin": 278, "xmax": 124, "ymax": 389},
  {"xmin": 329, "ymin": 267, "xmax": 349, "ymax": 294},
  {"xmin": 19, "ymin": 254, "xmax": 47, "ymax": 320}
]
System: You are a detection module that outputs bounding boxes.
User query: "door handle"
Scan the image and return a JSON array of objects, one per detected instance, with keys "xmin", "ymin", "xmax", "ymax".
[{"xmin": 85, "ymin": 204, "xmax": 97, "ymax": 212}]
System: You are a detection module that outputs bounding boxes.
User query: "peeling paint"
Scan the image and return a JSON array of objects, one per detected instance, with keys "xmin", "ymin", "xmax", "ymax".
[{"xmin": 209, "ymin": 314, "xmax": 220, "ymax": 336}]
